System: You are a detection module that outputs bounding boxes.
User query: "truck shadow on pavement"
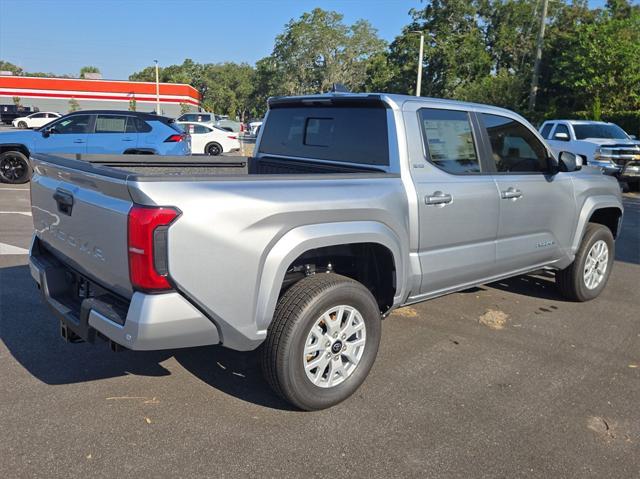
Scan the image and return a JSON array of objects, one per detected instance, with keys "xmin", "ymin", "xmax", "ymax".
[
  {"xmin": 173, "ymin": 346, "xmax": 295, "ymax": 410},
  {"xmin": 0, "ymin": 264, "xmax": 293, "ymax": 410},
  {"xmin": 485, "ymin": 272, "xmax": 564, "ymax": 301}
]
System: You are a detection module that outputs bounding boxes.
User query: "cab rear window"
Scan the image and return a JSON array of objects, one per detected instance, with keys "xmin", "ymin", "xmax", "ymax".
[{"xmin": 259, "ymin": 106, "xmax": 389, "ymax": 166}]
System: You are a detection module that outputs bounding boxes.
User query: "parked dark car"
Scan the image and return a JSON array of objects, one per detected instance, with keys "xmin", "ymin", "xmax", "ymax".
[{"xmin": 0, "ymin": 104, "xmax": 37, "ymax": 125}]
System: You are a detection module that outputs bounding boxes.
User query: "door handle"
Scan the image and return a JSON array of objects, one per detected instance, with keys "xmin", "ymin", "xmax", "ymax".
[
  {"xmin": 501, "ymin": 187, "xmax": 523, "ymax": 200},
  {"xmin": 73, "ymin": 139, "xmax": 86, "ymax": 144},
  {"xmin": 122, "ymin": 138, "xmax": 134, "ymax": 142},
  {"xmin": 425, "ymin": 191, "xmax": 453, "ymax": 206},
  {"xmin": 53, "ymin": 188, "xmax": 74, "ymax": 216}
]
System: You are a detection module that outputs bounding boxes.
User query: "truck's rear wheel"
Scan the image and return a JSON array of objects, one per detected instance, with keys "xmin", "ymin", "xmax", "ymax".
[
  {"xmin": 261, "ymin": 273, "xmax": 381, "ymax": 410},
  {"xmin": 0, "ymin": 151, "xmax": 32, "ymax": 184},
  {"xmin": 556, "ymin": 223, "xmax": 614, "ymax": 301}
]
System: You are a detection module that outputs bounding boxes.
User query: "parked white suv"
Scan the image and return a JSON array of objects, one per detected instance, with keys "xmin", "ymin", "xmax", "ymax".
[
  {"xmin": 12, "ymin": 111, "xmax": 61, "ymax": 129},
  {"xmin": 539, "ymin": 120, "xmax": 640, "ymax": 182}
]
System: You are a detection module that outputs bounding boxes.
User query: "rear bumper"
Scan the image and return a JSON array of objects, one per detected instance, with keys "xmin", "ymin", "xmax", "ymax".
[{"xmin": 29, "ymin": 236, "xmax": 220, "ymax": 350}]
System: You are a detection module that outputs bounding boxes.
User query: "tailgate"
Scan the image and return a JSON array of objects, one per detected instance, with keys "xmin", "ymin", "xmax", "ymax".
[{"xmin": 30, "ymin": 154, "xmax": 134, "ymax": 298}]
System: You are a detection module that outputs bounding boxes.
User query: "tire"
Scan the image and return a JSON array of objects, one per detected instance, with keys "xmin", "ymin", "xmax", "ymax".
[
  {"xmin": 0, "ymin": 151, "xmax": 32, "ymax": 184},
  {"xmin": 556, "ymin": 223, "xmax": 614, "ymax": 302},
  {"xmin": 205, "ymin": 142, "xmax": 222, "ymax": 156},
  {"xmin": 261, "ymin": 273, "xmax": 382, "ymax": 410},
  {"xmin": 17, "ymin": 121, "xmax": 27, "ymax": 129}
]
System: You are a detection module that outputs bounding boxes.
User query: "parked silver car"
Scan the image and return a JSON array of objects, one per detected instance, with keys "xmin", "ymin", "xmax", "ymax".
[{"xmin": 29, "ymin": 93, "xmax": 623, "ymax": 410}]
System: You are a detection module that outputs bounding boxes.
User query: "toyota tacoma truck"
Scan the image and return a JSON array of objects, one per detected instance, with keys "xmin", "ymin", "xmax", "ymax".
[{"xmin": 29, "ymin": 93, "xmax": 623, "ymax": 410}]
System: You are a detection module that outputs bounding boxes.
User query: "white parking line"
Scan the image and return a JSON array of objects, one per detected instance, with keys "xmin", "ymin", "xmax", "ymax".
[
  {"xmin": 0, "ymin": 188, "xmax": 30, "ymax": 191},
  {"xmin": 0, "ymin": 242, "xmax": 29, "ymax": 255},
  {"xmin": 0, "ymin": 211, "xmax": 32, "ymax": 216}
]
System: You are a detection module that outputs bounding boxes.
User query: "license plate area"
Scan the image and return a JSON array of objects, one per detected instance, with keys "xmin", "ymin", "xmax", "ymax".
[{"xmin": 33, "ymin": 240, "xmax": 130, "ymax": 343}]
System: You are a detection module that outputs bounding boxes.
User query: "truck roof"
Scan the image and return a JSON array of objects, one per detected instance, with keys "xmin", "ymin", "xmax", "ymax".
[{"xmin": 269, "ymin": 92, "xmax": 515, "ymax": 113}]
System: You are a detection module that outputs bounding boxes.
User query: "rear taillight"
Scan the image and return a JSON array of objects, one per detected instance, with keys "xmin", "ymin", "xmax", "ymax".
[
  {"xmin": 165, "ymin": 134, "xmax": 185, "ymax": 142},
  {"xmin": 128, "ymin": 205, "xmax": 180, "ymax": 291},
  {"xmin": 228, "ymin": 135, "xmax": 237, "ymax": 140}
]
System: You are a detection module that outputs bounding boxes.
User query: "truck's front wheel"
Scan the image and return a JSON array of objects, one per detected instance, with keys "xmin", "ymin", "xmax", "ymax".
[
  {"xmin": 556, "ymin": 223, "xmax": 614, "ymax": 301},
  {"xmin": 261, "ymin": 274, "xmax": 382, "ymax": 410}
]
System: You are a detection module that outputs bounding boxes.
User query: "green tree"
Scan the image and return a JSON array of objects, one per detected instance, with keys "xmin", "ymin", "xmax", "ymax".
[
  {"xmin": 264, "ymin": 8, "xmax": 386, "ymax": 95},
  {"xmin": 80, "ymin": 66, "xmax": 100, "ymax": 78},
  {"xmin": 454, "ymin": 70, "xmax": 527, "ymax": 110},
  {"xmin": 387, "ymin": 0, "xmax": 491, "ymax": 97},
  {"xmin": 1, "ymin": 60, "xmax": 24, "ymax": 75},
  {"xmin": 128, "ymin": 65, "xmax": 157, "ymax": 82},
  {"xmin": 543, "ymin": 1, "xmax": 640, "ymax": 115},
  {"xmin": 179, "ymin": 102, "xmax": 190, "ymax": 115},
  {"xmin": 12, "ymin": 96, "xmax": 22, "ymax": 108},
  {"xmin": 129, "ymin": 95, "xmax": 137, "ymax": 111},
  {"xmin": 68, "ymin": 98, "xmax": 80, "ymax": 112}
]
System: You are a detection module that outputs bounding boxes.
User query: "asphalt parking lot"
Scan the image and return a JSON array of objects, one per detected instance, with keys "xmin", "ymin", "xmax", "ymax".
[{"xmin": 1, "ymin": 181, "xmax": 639, "ymax": 478}]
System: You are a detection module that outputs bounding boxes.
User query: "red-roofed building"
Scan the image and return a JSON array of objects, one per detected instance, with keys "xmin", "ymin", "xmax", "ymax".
[{"xmin": 0, "ymin": 75, "xmax": 200, "ymax": 118}]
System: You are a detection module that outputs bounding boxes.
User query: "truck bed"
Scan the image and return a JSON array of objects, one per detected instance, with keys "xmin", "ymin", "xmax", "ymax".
[
  {"xmin": 28, "ymin": 149, "xmax": 405, "ymax": 351},
  {"xmin": 44, "ymin": 153, "xmax": 387, "ymax": 181}
]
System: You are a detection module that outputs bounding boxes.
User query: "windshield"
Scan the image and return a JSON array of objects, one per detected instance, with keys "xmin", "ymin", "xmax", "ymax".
[{"xmin": 573, "ymin": 123, "xmax": 629, "ymax": 140}]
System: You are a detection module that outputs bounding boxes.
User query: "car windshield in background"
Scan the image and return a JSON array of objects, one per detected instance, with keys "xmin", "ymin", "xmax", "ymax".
[
  {"xmin": 259, "ymin": 105, "xmax": 389, "ymax": 166},
  {"xmin": 573, "ymin": 124, "xmax": 629, "ymax": 140}
]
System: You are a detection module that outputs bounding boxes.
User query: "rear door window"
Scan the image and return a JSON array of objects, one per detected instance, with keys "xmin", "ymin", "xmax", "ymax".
[
  {"xmin": 95, "ymin": 115, "xmax": 128, "ymax": 133},
  {"xmin": 418, "ymin": 108, "xmax": 481, "ymax": 174},
  {"xmin": 191, "ymin": 124, "xmax": 211, "ymax": 134},
  {"xmin": 259, "ymin": 105, "xmax": 389, "ymax": 166}
]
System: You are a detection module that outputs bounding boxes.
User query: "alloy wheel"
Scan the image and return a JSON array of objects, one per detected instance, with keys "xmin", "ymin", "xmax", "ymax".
[
  {"xmin": 0, "ymin": 155, "xmax": 27, "ymax": 182},
  {"xmin": 303, "ymin": 305, "xmax": 366, "ymax": 388},
  {"xmin": 583, "ymin": 240, "xmax": 609, "ymax": 290}
]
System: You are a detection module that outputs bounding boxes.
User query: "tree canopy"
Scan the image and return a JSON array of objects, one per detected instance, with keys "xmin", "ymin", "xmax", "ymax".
[
  {"xmin": 3, "ymin": 1, "xmax": 638, "ymax": 130},
  {"xmin": 79, "ymin": 66, "xmax": 101, "ymax": 78}
]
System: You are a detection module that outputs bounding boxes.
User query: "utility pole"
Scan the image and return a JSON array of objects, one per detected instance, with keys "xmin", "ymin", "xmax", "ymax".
[
  {"xmin": 154, "ymin": 60, "xmax": 160, "ymax": 115},
  {"xmin": 528, "ymin": 0, "xmax": 548, "ymax": 111},
  {"xmin": 415, "ymin": 31, "xmax": 425, "ymax": 97}
]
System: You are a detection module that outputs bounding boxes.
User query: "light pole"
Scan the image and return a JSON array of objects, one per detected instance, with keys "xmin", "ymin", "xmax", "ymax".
[
  {"xmin": 528, "ymin": 0, "xmax": 549, "ymax": 111},
  {"xmin": 411, "ymin": 31, "xmax": 425, "ymax": 97},
  {"xmin": 154, "ymin": 60, "xmax": 160, "ymax": 115}
]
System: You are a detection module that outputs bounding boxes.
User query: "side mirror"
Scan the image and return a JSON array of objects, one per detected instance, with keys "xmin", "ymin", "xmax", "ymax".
[
  {"xmin": 42, "ymin": 128, "xmax": 51, "ymax": 138},
  {"xmin": 630, "ymin": 134, "xmax": 637, "ymax": 140},
  {"xmin": 554, "ymin": 132, "xmax": 570, "ymax": 141},
  {"xmin": 558, "ymin": 151, "xmax": 580, "ymax": 172}
]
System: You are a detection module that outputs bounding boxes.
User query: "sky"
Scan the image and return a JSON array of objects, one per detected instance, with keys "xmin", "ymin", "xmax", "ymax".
[{"xmin": 0, "ymin": 0, "xmax": 610, "ymax": 80}]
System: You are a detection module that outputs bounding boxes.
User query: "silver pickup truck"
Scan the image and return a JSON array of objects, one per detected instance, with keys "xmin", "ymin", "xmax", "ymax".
[{"xmin": 28, "ymin": 93, "xmax": 623, "ymax": 410}]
